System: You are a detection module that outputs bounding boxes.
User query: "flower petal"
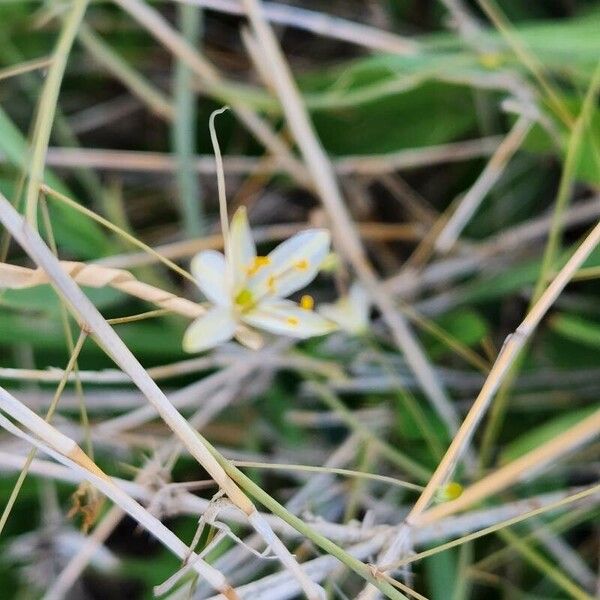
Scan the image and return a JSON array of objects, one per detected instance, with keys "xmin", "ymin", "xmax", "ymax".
[
  {"xmin": 242, "ymin": 299, "xmax": 337, "ymax": 338},
  {"xmin": 227, "ymin": 207, "xmax": 256, "ymax": 290},
  {"xmin": 248, "ymin": 229, "xmax": 330, "ymax": 299},
  {"xmin": 234, "ymin": 325, "xmax": 264, "ymax": 350},
  {"xmin": 191, "ymin": 250, "xmax": 230, "ymax": 306},
  {"xmin": 182, "ymin": 306, "xmax": 237, "ymax": 352},
  {"xmin": 319, "ymin": 282, "xmax": 370, "ymax": 335}
]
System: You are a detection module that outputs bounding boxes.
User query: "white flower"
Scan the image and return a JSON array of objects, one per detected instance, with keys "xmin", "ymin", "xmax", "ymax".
[
  {"xmin": 183, "ymin": 208, "xmax": 337, "ymax": 352},
  {"xmin": 317, "ymin": 282, "xmax": 370, "ymax": 335}
]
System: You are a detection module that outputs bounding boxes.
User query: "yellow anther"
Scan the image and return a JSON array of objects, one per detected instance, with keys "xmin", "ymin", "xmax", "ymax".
[
  {"xmin": 286, "ymin": 316, "xmax": 300, "ymax": 327},
  {"xmin": 267, "ymin": 275, "xmax": 277, "ymax": 293},
  {"xmin": 247, "ymin": 256, "xmax": 271, "ymax": 276},
  {"xmin": 300, "ymin": 294, "xmax": 314, "ymax": 310},
  {"xmin": 436, "ymin": 481, "xmax": 463, "ymax": 502},
  {"xmin": 295, "ymin": 258, "xmax": 310, "ymax": 271},
  {"xmin": 234, "ymin": 288, "xmax": 254, "ymax": 308}
]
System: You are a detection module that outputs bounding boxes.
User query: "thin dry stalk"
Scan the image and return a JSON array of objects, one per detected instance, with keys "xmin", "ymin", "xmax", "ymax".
[
  {"xmin": 434, "ymin": 115, "xmax": 533, "ymax": 253},
  {"xmin": 178, "ymin": 0, "xmax": 419, "ymax": 54},
  {"xmin": 4, "ymin": 136, "xmax": 499, "ymax": 175},
  {"xmin": 42, "ymin": 360, "xmax": 263, "ymax": 599},
  {"xmin": 0, "ymin": 388, "xmax": 236, "ymax": 599},
  {"xmin": 0, "ymin": 56, "xmax": 53, "ymax": 82},
  {"xmin": 408, "ymin": 219, "xmax": 600, "ymax": 525},
  {"xmin": 415, "ymin": 488, "xmax": 599, "ymax": 546},
  {"xmin": 94, "ymin": 349, "xmax": 265, "ymax": 435},
  {"xmin": 0, "ymin": 261, "xmax": 204, "ymax": 318},
  {"xmin": 68, "ymin": 95, "xmax": 140, "ymax": 135},
  {"xmin": 385, "ymin": 195, "xmax": 600, "ymax": 296},
  {"xmin": 240, "ymin": 0, "xmax": 462, "ymax": 444},
  {"xmin": 382, "ymin": 484, "xmax": 600, "ymax": 572},
  {"xmin": 201, "ymin": 533, "xmax": 391, "ymax": 600},
  {"xmin": 439, "ymin": 0, "xmax": 485, "ymax": 41},
  {"xmin": 45, "ymin": 505, "xmax": 126, "ymax": 600},
  {"xmin": 77, "ymin": 23, "xmax": 175, "ymax": 120},
  {"xmin": 1, "ymin": 445, "xmax": 593, "ymax": 595},
  {"xmin": 3, "ymin": 449, "xmax": 588, "ymax": 549},
  {"xmin": 0, "ymin": 349, "xmax": 339, "ymax": 386},
  {"xmin": 98, "ymin": 221, "xmax": 422, "ymax": 270},
  {"xmin": 47, "ymin": 340, "xmax": 393, "ymax": 598},
  {"xmin": 521, "ymin": 517, "xmax": 597, "ymax": 591},
  {"xmin": 355, "ymin": 218, "xmax": 600, "ymax": 596},
  {"xmin": 194, "ymin": 434, "xmax": 364, "ymax": 595},
  {"xmin": 418, "ymin": 408, "xmax": 600, "ymax": 526},
  {"xmin": 0, "ymin": 331, "xmax": 86, "ymax": 537}
]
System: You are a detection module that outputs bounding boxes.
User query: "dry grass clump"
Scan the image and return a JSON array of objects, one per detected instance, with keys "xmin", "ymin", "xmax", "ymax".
[{"xmin": 0, "ymin": 1, "xmax": 598, "ymax": 599}]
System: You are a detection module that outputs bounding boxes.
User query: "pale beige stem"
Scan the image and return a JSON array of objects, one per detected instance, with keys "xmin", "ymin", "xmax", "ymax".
[
  {"xmin": 177, "ymin": 0, "xmax": 419, "ymax": 54},
  {"xmin": 434, "ymin": 115, "xmax": 533, "ymax": 253},
  {"xmin": 2, "ymin": 137, "xmax": 498, "ymax": 175},
  {"xmin": 355, "ymin": 217, "xmax": 600, "ymax": 597},
  {"xmin": 407, "ymin": 219, "xmax": 600, "ymax": 524},
  {"xmin": 0, "ymin": 260, "xmax": 203, "ymax": 318},
  {"xmin": 417, "ymin": 408, "xmax": 600, "ymax": 526},
  {"xmin": 240, "ymin": 0, "xmax": 461, "ymax": 442}
]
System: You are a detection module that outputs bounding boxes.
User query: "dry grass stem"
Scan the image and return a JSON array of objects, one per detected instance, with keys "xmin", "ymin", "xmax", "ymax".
[
  {"xmin": 112, "ymin": 0, "xmax": 310, "ymax": 186},
  {"xmin": 241, "ymin": 0, "xmax": 463, "ymax": 449},
  {"xmin": 407, "ymin": 219, "xmax": 600, "ymax": 523},
  {"xmin": 178, "ymin": 0, "xmax": 419, "ymax": 54},
  {"xmin": 0, "ymin": 136, "xmax": 502, "ymax": 175},
  {"xmin": 1, "ymin": 3, "xmax": 597, "ymax": 597},
  {"xmin": 0, "ymin": 260, "xmax": 204, "ymax": 318},
  {"xmin": 434, "ymin": 115, "xmax": 533, "ymax": 253},
  {"xmin": 0, "ymin": 388, "xmax": 236, "ymax": 598}
]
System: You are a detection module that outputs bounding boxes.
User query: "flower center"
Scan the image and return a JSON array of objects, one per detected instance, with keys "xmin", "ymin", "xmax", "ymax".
[{"xmin": 234, "ymin": 288, "xmax": 255, "ymax": 310}]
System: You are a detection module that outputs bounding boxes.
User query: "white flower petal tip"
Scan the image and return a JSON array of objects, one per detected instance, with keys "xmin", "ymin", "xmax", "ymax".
[
  {"xmin": 182, "ymin": 306, "xmax": 237, "ymax": 353},
  {"xmin": 317, "ymin": 283, "xmax": 371, "ymax": 335},
  {"xmin": 242, "ymin": 299, "xmax": 338, "ymax": 339},
  {"xmin": 229, "ymin": 207, "xmax": 256, "ymax": 288},
  {"xmin": 190, "ymin": 250, "xmax": 230, "ymax": 307}
]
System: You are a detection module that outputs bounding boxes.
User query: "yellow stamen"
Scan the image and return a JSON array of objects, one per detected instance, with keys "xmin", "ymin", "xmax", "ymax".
[
  {"xmin": 286, "ymin": 316, "xmax": 300, "ymax": 327},
  {"xmin": 437, "ymin": 481, "xmax": 463, "ymax": 502},
  {"xmin": 295, "ymin": 259, "xmax": 309, "ymax": 271},
  {"xmin": 267, "ymin": 275, "xmax": 277, "ymax": 293},
  {"xmin": 300, "ymin": 294, "xmax": 314, "ymax": 310},
  {"xmin": 247, "ymin": 255, "xmax": 271, "ymax": 276},
  {"xmin": 234, "ymin": 288, "xmax": 254, "ymax": 308}
]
